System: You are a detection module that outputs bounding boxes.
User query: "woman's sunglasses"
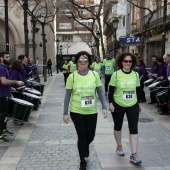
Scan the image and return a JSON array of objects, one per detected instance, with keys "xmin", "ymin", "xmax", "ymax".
[
  {"xmin": 123, "ymin": 60, "xmax": 133, "ymax": 63},
  {"xmin": 78, "ymin": 58, "xmax": 88, "ymax": 63}
]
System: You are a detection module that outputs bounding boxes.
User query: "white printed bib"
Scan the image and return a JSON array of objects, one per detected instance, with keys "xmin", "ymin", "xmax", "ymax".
[
  {"xmin": 123, "ymin": 91, "xmax": 135, "ymax": 101},
  {"xmin": 81, "ymin": 96, "xmax": 94, "ymax": 107}
]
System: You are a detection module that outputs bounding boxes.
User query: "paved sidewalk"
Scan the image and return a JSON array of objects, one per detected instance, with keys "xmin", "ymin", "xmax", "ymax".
[{"xmin": 0, "ymin": 73, "xmax": 170, "ymax": 170}]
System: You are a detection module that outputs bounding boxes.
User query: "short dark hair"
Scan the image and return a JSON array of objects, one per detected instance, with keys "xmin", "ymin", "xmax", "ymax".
[
  {"xmin": 156, "ymin": 56, "xmax": 163, "ymax": 62},
  {"xmin": 116, "ymin": 52, "xmax": 137, "ymax": 69},
  {"xmin": 18, "ymin": 54, "xmax": 26, "ymax": 61},
  {"xmin": 11, "ymin": 59, "xmax": 23, "ymax": 72},
  {"xmin": 151, "ymin": 54, "xmax": 157, "ymax": 58},
  {"xmin": 0, "ymin": 51, "xmax": 9, "ymax": 58},
  {"xmin": 75, "ymin": 51, "xmax": 92, "ymax": 68}
]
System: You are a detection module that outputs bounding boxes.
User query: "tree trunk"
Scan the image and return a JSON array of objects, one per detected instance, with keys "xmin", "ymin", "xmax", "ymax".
[
  {"xmin": 42, "ymin": 23, "xmax": 47, "ymax": 82},
  {"xmin": 23, "ymin": 0, "xmax": 29, "ymax": 57},
  {"xmin": 32, "ymin": 20, "xmax": 36, "ymax": 62},
  {"xmin": 98, "ymin": 17, "xmax": 105, "ymax": 59}
]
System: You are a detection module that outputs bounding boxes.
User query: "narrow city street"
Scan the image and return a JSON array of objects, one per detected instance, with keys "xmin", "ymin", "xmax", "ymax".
[{"xmin": 0, "ymin": 73, "xmax": 170, "ymax": 170}]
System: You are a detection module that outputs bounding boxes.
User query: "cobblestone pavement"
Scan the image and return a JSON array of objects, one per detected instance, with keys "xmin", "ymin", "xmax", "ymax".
[{"xmin": 0, "ymin": 73, "xmax": 170, "ymax": 170}]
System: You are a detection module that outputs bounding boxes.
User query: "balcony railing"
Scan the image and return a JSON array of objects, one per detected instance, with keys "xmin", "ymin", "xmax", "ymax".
[
  {"xmin": 131, "ymin": 19, "xmax": 143, "ymax": 34},
  {"xmin": 143, "ymin": 3, "xmax": 170, "ymax": 29}
]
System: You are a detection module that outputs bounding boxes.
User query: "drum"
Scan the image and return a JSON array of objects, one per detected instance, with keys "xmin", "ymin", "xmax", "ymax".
[
  {"xmin": 23, "ymin": 92, "xmax": 41, "ymax": 111},
  {"xmin": 148, "ymin": 81, "xmax": 160, "ymax": 92},
  {"xmin": 156, "ymin": 90, "xmax": 168, "ymax": 105},
  {"xmin": 32, "ymin": 84, "xmax": 45, "ymax": 95},
  {"xmin": 25, "ymin": 87, "xmax": 41, "ymax": 96},
  {"xmin": 8, "ymin": 98, "xmax": 33, "ymax": 121},
  {"xmin": 11, "ymin": 91, "xmax": 24, "ymax": 99},
  {"xmin": 144, "ymin": 79, "xmax": 154, "ymax": 86}
]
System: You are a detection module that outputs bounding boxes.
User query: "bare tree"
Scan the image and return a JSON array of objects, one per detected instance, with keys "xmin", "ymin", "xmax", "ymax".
[
  {"xmin": 59, "ymin": 0, "xmax": 105, "ymax": 58},
  {"xmin": 12, "ymin": 0, "xmax": 57, "ymax": 82}
]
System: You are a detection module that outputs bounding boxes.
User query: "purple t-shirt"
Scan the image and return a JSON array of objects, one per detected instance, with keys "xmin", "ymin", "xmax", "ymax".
[
  {"xmin": 9, "ymin": 68, "xmax": 23, "ymax": 89},
  {"xmin": 0, "ymin": 64, "xmax": 11, "ymax": 97},
  {"xmin": 167, "ymin": 64, "xmax": 170, "ymax": 78}
]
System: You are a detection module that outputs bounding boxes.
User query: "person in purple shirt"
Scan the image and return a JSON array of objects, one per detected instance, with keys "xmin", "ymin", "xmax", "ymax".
[
  {"xmin": 137, "ymin": 59, "xmax": 148, "ymax": 102},
  {"xmin": 156, "ymin": 56, "xmax": 168, "ymax": 115},
  {"xmin": 163, "ymin": 53, "xmax": 170, "ymax": 113},
  {"xmin": 18, "ymin": 55, "xmax": 37, "ymax": 81},
  {"xmin": 9, "ymin": 59, "xmax": 25, "ymax": 126},
  {"xmin": 0, "ymin": 52, "xmax": 24, "ymax": 143},
  {"xmin": 9, "ymin": 59, "xmax": 23, "ymax": 89},
  {"xmin": 148, "ymin": 55, "xmax": 159, "ymax": 104},
  {"xmin": 150, "ymin": 55, "xmax": 159, "ymax": 78}
]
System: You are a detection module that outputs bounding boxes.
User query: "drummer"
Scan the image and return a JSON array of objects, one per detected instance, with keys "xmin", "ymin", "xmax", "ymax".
[
  {"xmin": 163, "ymin": 53, "xmax": 170, "ymax": 113},
  {"xmin": 9, "ymin": 59, "xmax": 25, "ymax": 125},
  {"xmin": 0, "ymin": 52, "xmax": 24, "ymax": 143},
  {"xmin": 155, "ymin": 56, "xmax": 168, "ymax": 115},
  {"xmin": 148, "ymin": 55, "xmax": 159, "ymax": 104},
  {"xmin": 18, "ymin": 54, "xmax": 37, "ymax": 82}
]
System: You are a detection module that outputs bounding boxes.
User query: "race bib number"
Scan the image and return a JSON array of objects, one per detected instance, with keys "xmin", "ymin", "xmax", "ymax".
[
  {"xmin": 123, "ymin": 91, "xmax": 135, "ymax": 100},
  {"xmin": 106, "ymin": 66, "xmax": 111, "ymax": 70},
  {"xmin": 81, "ymin": 96, "xmax": 94, "ymax": 107}
]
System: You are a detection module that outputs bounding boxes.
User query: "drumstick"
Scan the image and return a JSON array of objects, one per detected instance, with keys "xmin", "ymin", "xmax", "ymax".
[{"xmin": 17, "ymin": 86, "xmax": 26, "ymax": 90}]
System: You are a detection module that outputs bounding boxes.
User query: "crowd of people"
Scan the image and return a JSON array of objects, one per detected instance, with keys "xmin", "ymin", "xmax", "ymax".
[{"xmin": 0, "ymin": 51, "xmax": 39, "ymax": 143}]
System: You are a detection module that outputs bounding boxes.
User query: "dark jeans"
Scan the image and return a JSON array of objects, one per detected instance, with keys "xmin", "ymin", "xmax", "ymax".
[
  {"xmin": 70, "ymin": 112, "xmax": 97, "ymax": 161},
  {"xmin": 0, "ymin": 97, "xmax": 9, "ymax": 135},
  {"xmin": 138, "ymin": 80, "xmax": 146, "ymax": 101},
  {"xmin": 105, "ymin": 76, "xmax": 111, "ymax": 93},
  {"xmin": 48, "ymin": 67, "xmax": 52, "ymax": 76},
  {"xmin": 63, "ymin": 73, "xmax": 69, "ymax": 85},
  {"xmin": 111, "ymin": 102, "xmax": 139, "ymax": 134}
]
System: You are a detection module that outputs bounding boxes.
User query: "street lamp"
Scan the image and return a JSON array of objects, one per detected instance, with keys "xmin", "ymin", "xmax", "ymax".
[
  {"xmin": 56, "ymin": 39, "xmax": 60, "ymax": 73},
  {"xmin": 4, "ymin": 0, "xmax": 9, "ymax": 52},
  {"xmin": 66, "ymin": 44, "xmax": 71, "ymax": 58},
  {"xmin": 112, "ymin": 18, "xmax": 119, "ymax": 58}
]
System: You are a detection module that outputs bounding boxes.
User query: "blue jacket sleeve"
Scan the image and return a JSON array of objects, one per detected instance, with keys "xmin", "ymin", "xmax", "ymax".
[{"xmin": 102, "ymin": 66, "xmax": 105, "ymax": 75}]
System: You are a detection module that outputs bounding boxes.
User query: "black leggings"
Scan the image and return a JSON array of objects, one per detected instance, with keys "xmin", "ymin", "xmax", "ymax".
[
  {"xmin": 105, "ymin": 76, "xmax": 111, "ymax": 93},
  {"xmin": 0, "ymin": 98, "xmax": 9, "ymax": 136},
  {"xmin": 70, "ymin": 112, "xmax": 97, "ymax": 161},
  {"xmin": 111, "ymin": 102, "xmax": 139, "ymax": 134}
]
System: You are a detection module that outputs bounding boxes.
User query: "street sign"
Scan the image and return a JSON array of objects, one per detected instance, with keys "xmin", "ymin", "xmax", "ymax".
[{"xmin": 119, "ymin": 36, "xmax": 142, "ymax": 46}]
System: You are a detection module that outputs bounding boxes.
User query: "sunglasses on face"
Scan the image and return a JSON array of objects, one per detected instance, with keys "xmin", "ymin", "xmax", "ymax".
[
  {"xmin": 123, "ymin": 60, "xmax": 133, "ymax": 63},
  {"xmin": 78, "ymin": 58, "xmax": 88, "ymax": 63}
]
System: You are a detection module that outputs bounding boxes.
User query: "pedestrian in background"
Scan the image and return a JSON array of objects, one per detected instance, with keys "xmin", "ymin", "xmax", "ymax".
[
  {"xmin": 108, "ymin": 52, "xmax": 142, "ymax": 164},
  {"xmin": 68, "ymin": 56, "xmax": 77, "ymax": 74},
  {"xmin": 63, "ymin": 51, "xmax": 107, "ymax": 170},
  {"xmin": 102, "ymin": 52, "xmax": 115, "ymax": 96},
  {"xmin": 47, "ymin": 59, "xmax": 53, "ymax": 76},
  {"xmin": 62, "ymin": 60, "xmax": 69, "ymax": 85},
  {"xmin": 91, "ymin": 56, "xmax": 102, "ymax": 79}
]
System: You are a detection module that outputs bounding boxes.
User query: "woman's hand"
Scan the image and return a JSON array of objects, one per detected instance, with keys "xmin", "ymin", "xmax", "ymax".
[
  {"xmin": 102, "ymin": 109, "xmax": 107, "ymax": 119},
  {"xmin": 109, "ymin": 103, "xmax": 115, "ymax": 112},
  {"xmin": 63, "ymin": 115, "xmax": 69, "ymax": 124}
]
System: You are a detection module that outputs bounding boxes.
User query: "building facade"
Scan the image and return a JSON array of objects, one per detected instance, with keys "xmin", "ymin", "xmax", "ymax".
[{"xmin": 0, "ymin": 1, "xmax": 56, "ymax": 73}]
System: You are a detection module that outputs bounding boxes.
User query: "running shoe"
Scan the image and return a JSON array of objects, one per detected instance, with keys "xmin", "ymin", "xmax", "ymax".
[
  {"xmin": 130, "ymin": 153, "xmax": 142, "ymax": 164},
  {"xmin": 116, "ymin": 146, "xmax": 125, "ymax": 156},
  {"xmin": 3, "ymin": 129, "xmax": 14, "ymax": 136}
]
